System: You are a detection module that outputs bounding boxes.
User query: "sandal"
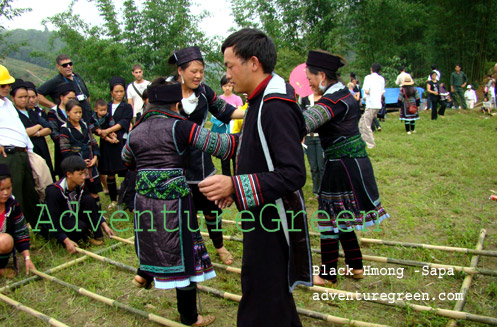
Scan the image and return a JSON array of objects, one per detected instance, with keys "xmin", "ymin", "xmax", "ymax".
[
  {"xmin": 345, "ymin": 269, "xmax": 364, "ymax": 279},
  {"xmin": 0, "ymin": 268, "xmax": 17, "ymax": 279},
  {"xmin": 313, "ymin": 275, "xmax": 337, "ymax": 288},
  {"xmin": 216, "ymin": 247, "xmax": 233, "ymax": 265},
  {"xmin": 132, "ymin": 275, "xmax": 153, "ymax": 290},
  {"xmin": 192, "ymin": 315, "xmax": 216, "ymax": 326}
]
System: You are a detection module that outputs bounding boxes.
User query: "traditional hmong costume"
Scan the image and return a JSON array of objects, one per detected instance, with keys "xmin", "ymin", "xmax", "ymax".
[
  {"xmin": 168, "ymin": 46, "xmax": 237, "ymax": 252},
  {"xmin": 59, "ymin": 120, "xmax": 102, "ymax": 195},
  {"xmin": 303, "ymin": 52, "xmax": 389, "ymax": 284},
  {"xmin": 47, "ymin": 105, "xmax": 68, "ymax": 178},
  {"xmin": 122, "ymin": 108, "xmax": 215, "ymax": 289},
  {"xmin": 175, "ymin": 74, "xmax": 312, "ymax": 327}
]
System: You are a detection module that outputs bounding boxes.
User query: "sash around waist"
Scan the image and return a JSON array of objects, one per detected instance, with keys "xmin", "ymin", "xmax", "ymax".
[
  {"xmin": 324, "ymin": 135, "xmax": 367, "ymax": 159},
  {"xmin": 136, "ymin": 168, "xmax": 190, "ymax": 200}
]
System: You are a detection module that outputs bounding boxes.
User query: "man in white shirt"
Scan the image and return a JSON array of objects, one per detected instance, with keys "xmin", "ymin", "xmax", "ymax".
[
  {"xmin": 126, "ymin": 64, "xmax": 150, "ymax": 120},
  {"xmin": 359, "ymin": 63, "xmax": 385, "ymax": 149},
  {"xmin": 464, "ymin": 85, "xmax": 477, "ymax": 109},
  {"xmin": 395, "ymin": 67, "xmax": 412, "ymax": 86},
  {"xmin": 0, "ymin": 65, "xmax": 40, "ymax": 225}
]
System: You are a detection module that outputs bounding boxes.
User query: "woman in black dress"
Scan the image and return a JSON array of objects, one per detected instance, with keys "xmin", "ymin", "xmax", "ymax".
[
  {"xmin": 21, "ymin": 81, "xmax": 55, "ymax": 180},
  {"xmin": 167, "ymin": 47, "xmax": 244, "ymax": 265},
  {"xmin": 47, "ymin": 84, "xmax": 77, "ymax": 179},
  {"xmin": 98, "ymin": 77, "xmax": 133, "ymax": 209}
]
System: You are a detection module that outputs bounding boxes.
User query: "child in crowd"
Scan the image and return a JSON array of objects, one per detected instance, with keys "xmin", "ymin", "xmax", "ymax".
[
  {"xmin": 490, "ymin": 81, "xmax": 496, "ymax": 109},
  {"xmin": 89, "ymin": 99, "xmax": 118, "ymax": 143},
  {"xmin": 211, "ymin": 75, "xmax": 243, "ymax": 176},
  {"xmin": 0, "ymin": 164, "xmax": 36, "ymax": 278},
  {"xmin": 482, "ymin": 96, "xmax": 493, "ymax": 115},
  {"xmin": 59, "ymin": 100, "xmax": 103, "ymax": 208},
  {"xmin": 43, "ymin": 157, "xmax": 114, "ymax": 254}
]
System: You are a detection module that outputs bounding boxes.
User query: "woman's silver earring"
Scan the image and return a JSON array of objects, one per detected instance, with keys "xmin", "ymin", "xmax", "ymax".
[{"xmin": 181, "ymin": 76, "xmax": 185, "ymax": 84}]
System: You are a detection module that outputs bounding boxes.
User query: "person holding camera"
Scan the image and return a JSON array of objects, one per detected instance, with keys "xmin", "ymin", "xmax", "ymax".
[{"xmin": 37, "ymin": 54, "xmax": 92, "ymax": 122}]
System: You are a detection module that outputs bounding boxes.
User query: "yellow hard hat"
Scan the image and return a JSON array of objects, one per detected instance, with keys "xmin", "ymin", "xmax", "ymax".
[{"xmin": 0, "ymin": 65, "xmax": 15, "ymax": 85}]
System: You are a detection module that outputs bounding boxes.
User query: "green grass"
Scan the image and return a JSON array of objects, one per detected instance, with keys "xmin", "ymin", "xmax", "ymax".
[{"xmin": 1, "ymin": 108, "xmax": 496, "ymax": 326}]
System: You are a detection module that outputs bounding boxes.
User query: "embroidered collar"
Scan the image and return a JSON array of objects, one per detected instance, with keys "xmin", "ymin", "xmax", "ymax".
[
  {"xmin": 134, "ymin": 108, "xmax": 185, "ymax": 128},
  {"xmin": 324, "ymin": 82, "xmax": 346, "ymax": 96}
]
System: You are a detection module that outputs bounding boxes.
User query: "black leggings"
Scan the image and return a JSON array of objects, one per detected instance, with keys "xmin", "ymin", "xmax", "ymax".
[
  {"xmin": 319, "ymin": 230, "xmax": 363, "ymax": 283},
  {"xmin": 176, "ymin": 283, "xmax": 198, "ymax": 325},
  {"xmin": 404, "ymin": 121, "xmax": 415, "ymax": 132}
]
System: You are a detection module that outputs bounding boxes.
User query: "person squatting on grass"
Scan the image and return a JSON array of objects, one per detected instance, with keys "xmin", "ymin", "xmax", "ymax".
[
  {"xmin": 37, "ymin": 156, "xmax": 115, "ymax": 254},
  {"xmin": 121, "ymin": 79, "xmax": 216, "ymax": 326},
  {"xmin": 302, "ymin": 50, "xmax": 389, "ymax": 286},
  {"xmin": 0, "ymin": 164, "xmax": 36, "ymax": 279}
]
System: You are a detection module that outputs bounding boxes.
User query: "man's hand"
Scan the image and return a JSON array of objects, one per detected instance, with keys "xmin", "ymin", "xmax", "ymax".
[
  {"xmin": 63, "ymin": 238, "xmax": 78, "ymax": 254},
  {"xmin": 25, "ymin": 258, "xmax": 36, "ymax": 275},
  {"xmin": 215, "ymin": 196, "xmax": 234, "ymax": 209},
  {"xmin": 0, "ymin": 146, "xmax": 6, "ymax": 158},
  {"xmin": 101, "ymin": 222, "xmax": 115, "ymax": 237},
  {"xmin": 198, "ymin": 175, "xmax": 234, "ymax": 202}
]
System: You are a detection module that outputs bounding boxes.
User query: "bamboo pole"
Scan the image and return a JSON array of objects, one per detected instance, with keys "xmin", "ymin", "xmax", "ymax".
[
  {"xmin": 31, "ymin": 269, "xmax": 187, "ymax": 327},
  {"xmin": 209, "ymin": 260, "xmax": 497, "ymax": 325},
  {"xmin": 446, "ymin": 229, "xmax": 486, "ymax": 327},
  {"xmin": 0, "ymin": 293, "xmax": 70, "ymax": 327},
  {"xmin": 74, "ymin": 247, "xmax": 137, "ymax": 273},
  {"xmin": 108, "ymin": 233, "xmax": 497, "ymax": 324},
  {"xmin": 222, "ymin": 220, "xmax": 497, "ymax": 257},
  {"xmin": 0, "ymin": 239, "xmax": 131, "ymax": 293},
  {"xmin": 75, "ymin": 245, "xmax": 391, "ymax": 327},
  {"xmin": 110, "ymin": 235, "xmax": 135, "ymax": 245},
  {"xmin": 203, "ymin": 231, "xmax": 497, "ymax": 277},
  {"xmin": 197, "ymin": 285, "xmax": 391, "ymax": 327},
  {"xmin": 358, "ymin": 237, "xmax": 497, "ymax": 257}
]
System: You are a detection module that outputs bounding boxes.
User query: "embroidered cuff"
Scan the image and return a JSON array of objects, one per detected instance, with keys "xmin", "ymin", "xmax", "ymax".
[
  {"xmin": 232, "ymin": 174, "xmax": 263, "ymax": 210},
  {"xmin": 303, "ymin": 104, "xmax": 333, "ymax": 133}
]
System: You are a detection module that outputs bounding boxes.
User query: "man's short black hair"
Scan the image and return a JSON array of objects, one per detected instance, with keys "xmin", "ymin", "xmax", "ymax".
[
  {"xmin": 371, "ymin": 62, "xmax": 382, "ymax": 73},
  {"xmin": 60, "ymin": 156, "xmax": 86, "ymax": 177},
  {"xmin": 56, "ymin": 54, "xmax": 71, "ymax": 65},
  {"xmin": 221, "ymin": 28, "xmax": 276, "ymax": 74},
  {"xmin": 431, "ymin": 64, "xmax": 437, "ymax": 70}
]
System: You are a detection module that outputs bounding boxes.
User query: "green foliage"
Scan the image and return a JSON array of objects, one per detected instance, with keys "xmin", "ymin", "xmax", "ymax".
[
  {"xmin": 230, "ymin": 0, "xmax": 497, "ymax": 87},
  {"xmin": 0, "ymin": 0, "xmax": 31, "ymax": 58},
  {"xmin": 44, "ymin": 0, "xmax": 218, "ymax": 101},
  {"xmin": 0, "ymin": 29, "xmax": 65, "ymax": 67}
]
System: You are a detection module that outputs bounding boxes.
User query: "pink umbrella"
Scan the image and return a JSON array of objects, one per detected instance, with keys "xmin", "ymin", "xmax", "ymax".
[{"xmin": 289, "ymin": 63, "xmax": 313, "ymax": 97}]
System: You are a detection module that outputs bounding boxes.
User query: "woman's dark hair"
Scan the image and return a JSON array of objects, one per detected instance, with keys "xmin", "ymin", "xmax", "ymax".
[
  {"xmin": 220, "ymin": 75, "xmax": 230, "ymax": 87},
  {"xmin": 222, "ymin": 28, "xmax": 276, "ymax": 74},
  {"xmin": 10, "ymin": 86, "xmax": 27, "ymax": 97},
  {"xmin": 59, "ymin": 90, "xmax": 76, "ymax": 100},
  {"xmin": 403, "ymin": 85, "xmax": 416, "ymax": 97},
  {"xmin": 60, "ymin": 156, "xmax": 86, "ymax": 176},
  {"xmin": 307, "ymin": 66, "xmax": 341, "ymax": 84},
  {"xmin": 66, "ymin": 99, "xmax": 81, "ymax": 112},
  {"xmin": 144, "ymin": 77, "xmax": 183, "ymax": 112}
]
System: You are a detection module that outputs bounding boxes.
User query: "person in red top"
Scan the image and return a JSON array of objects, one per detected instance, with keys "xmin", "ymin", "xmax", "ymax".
[{"xmin": 0, "ymin": 164, "xmax": 36, "ymax": 278}]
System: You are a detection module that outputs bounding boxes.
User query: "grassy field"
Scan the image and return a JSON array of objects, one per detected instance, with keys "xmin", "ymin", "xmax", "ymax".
[{"xmin": 0, "ymin": 108, "xmax": 496, "ymax": 326}]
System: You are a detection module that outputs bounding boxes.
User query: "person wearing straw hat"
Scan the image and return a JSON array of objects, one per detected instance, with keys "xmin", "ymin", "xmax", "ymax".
[
  {"xmin": 0, "ymin": 65, "xmax": 40, "ymax": 226},
  {"xmin": 122, "ymin": 78, "xmax": 216, "ymax": 326},
  {"xmin": 0, "ymin": 164, "xmax": 36, "ymax": 278},
  {"xmin": 398, "ymin": 75, "xmax": 420, "ymax": 134},
  {"xmin": 167, "ymin": 46, "xmax": 245, "ymax": 266},
  {"xmin": 302, "ymin": 50, "xmax": 389, "ymax": 286}
]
